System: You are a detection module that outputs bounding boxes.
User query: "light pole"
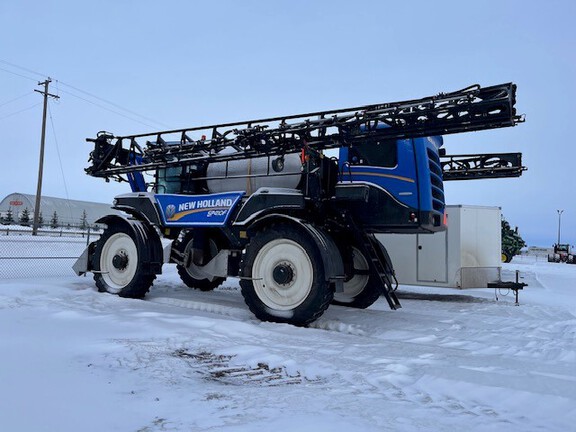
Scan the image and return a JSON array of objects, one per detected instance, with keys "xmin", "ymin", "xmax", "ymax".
[{"xmin": 557, "ymin": 209, "xmax": 564, "ymax": 245}]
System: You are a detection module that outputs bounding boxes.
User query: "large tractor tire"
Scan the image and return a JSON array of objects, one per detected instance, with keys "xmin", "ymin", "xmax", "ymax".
[
  {"xmin": 501, "ymin": 251, "xmax": 513, "ymax": 263},
  {"xmin": 92, "ymin": 224, "xmax": 156, "ymax": 298},
  {"xmin": 174, "ymin": 232, "xmax": 225, "ymax": 291},
  {"xmin": 332, "ymin": 246, "xmax": 381, "ymax": 309},
  {"xmin": 239, "ymin": 224, "xmax": 334, "ymax": 326}
]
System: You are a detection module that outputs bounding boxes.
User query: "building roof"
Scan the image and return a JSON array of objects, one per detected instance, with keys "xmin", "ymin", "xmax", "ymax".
[{"xmin": 0, "ymin": 192, "xmax": 117, "ymax": 226}]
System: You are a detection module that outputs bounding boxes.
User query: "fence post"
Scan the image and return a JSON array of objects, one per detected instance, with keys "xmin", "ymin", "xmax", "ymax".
[{"xmin": 86, "ymin": 227, "xmax": 91, "ymax": 246}]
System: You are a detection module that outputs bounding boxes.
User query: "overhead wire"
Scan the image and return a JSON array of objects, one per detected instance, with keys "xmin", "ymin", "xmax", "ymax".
[
  {"xmin": 0, "ymin": 92, "xmax": 34, "ymax": 108},
  {"xmin": 0, "ymin": 102, "xmax": 42, "ymax": 121},
  {"xmin": 47, "ymin": 102, "xmax": 73, "ymax": 218},
  {"xmin": 57, "ymin": 80, "xmax": 171, "ymax": 129},
  {"xmin": 56, "ymin": 87, "xmax": 159, "ymax": 129},
  {"xmin": 0, "ymin": 65, "xmax": 38, "ymax": 82},
  {"xmin": 0, "ymin": 59, "xmax": 46, "ymax": 79},
  {"xmin": 0, "ymin": 58, "xmax": 171, "ymax": 129}
]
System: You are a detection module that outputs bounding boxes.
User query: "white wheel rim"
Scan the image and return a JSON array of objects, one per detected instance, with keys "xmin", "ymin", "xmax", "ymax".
[
  {"xmin": 334, "ymin": 247, "xmax": 369, "ymax": 303},
  {"xmin": 100, "ymin": 233, "xmax": 138, "ymax": 293},
  {"xmin": 252, "ymin": 239, "xmax": 313, "ymax": 310}
]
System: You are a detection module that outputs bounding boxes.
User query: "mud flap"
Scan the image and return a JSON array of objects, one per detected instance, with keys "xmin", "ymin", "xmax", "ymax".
[{"xmin": 72, "ymin": 243, "xmax": 94, "ymax": 276}]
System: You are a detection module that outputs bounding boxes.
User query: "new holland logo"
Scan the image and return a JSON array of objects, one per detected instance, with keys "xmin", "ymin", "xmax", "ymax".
[{"xmin": 165, "ymin": 204, "xmax": 176, "ymax": 219}]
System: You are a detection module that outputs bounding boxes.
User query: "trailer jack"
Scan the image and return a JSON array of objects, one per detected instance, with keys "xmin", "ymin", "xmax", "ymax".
[{"xmin": 488, "ymin": 271, "xmax": 527, "ymax": 305}]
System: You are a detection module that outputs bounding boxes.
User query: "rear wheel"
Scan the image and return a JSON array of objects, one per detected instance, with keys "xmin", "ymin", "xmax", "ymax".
[
  {"xmin": 332, "ymin": 246, "xmax": 381, "ymax": 308},
  {"xmin": 92, "ymin": 225, "xmax": 155, "ymax": 298},
  {"xmin": 240, "ymin": 224, "xmax": 333, "ymax": 326},
  {"xmin": 175, "ymin": 232, "xmax": 225, "ymax": 291}
]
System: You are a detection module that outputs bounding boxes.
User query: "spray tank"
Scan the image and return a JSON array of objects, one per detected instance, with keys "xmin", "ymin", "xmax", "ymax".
[{"xmin": 206, "ymin": 149, "xmax": 302, "ymax": 194}]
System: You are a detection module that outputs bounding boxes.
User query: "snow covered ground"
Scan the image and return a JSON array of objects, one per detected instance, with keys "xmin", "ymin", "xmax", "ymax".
[{"xmin": 1, "ymin": 256, "xmax": 575, "ymax": 431}]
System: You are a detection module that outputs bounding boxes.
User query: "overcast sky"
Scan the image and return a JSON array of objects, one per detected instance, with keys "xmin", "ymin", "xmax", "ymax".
[{"xmin": 1, "ymin": 0, "xmax": 574, "ymax": 247}]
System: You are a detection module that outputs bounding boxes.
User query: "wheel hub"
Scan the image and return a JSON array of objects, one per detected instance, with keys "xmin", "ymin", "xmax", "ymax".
[
  {"xmin": 112, "ymin": 251, "xmax": 129, "ymax": 270},
  {"xmin": 272, "ymin": 262, "xmax": 294, "ymax": 285}
]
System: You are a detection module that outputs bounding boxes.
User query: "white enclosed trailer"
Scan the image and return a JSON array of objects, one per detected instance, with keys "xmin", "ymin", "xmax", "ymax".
[{"xmin": 377, "ymin": 205, "xmax": 502, "ymax": 289}]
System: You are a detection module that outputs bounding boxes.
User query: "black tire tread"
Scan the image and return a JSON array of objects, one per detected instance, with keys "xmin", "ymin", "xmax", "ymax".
[
  {"xmin": 92, "ymin": 224, "xmax": 156, "ymax": 298},
  {"xmin": 239, "ymin": 223, "xmax": 333, "ymax": 326},
  {"xmin": 176, "ymin": 265, "xmax": 225, "ymax": 291},
  {"xmin": 173, "ymin": 231, "xmax": 226, "ymax": 291},
  {"xmin": 332, "ymin": 246, "xmax": 381, "ymax": 309}
]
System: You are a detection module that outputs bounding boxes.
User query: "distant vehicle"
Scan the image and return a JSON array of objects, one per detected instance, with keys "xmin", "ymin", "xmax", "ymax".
[
  {"xmin": 548, "ymin": 244, "xmax": 575, "ymax": 264},
  {"xmin": 501, "ymin": 217, "xmax": 526, "ymax": 263}
]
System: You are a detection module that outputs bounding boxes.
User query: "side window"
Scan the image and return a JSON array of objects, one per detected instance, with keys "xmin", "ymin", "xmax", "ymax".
[
  {"xmin": 156, "ymin": 167, "xmax": 182, "ymax": 194},
  {"xmin": 349, "ymin": 138, "xmax": 398, "ymax": 167}
]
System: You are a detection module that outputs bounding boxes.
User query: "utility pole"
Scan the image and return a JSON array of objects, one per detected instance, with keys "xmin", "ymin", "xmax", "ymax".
[
  {"xmin": 32, "ymin": 78, "xmax": 60, "ymax": 236},
  {"xmin": 557, "ymin": 209, "xmax": 564, "ymax": 245}
]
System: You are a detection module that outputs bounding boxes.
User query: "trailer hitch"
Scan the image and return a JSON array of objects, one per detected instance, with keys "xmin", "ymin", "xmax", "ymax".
[{"xmin": 487, "ymin": 270, "xmax": 527, "ymax": 305}]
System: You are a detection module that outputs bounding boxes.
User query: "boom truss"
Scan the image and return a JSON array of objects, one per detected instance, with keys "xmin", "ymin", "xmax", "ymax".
[
  {"xmin": 441, "ymin": 152, "xmax": 525, "ymax": 180},
  {"xmin": 86, "ymin": 83, "xmax": 524, "ymax": 181}
]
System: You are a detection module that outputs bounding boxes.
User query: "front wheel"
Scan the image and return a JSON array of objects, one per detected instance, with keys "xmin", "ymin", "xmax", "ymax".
[
  {"xmin": 240, "ymin": 224, "xmax": 333, "ymax": 326},
  {"xmin": 92, "ymin": 224, "xmax": 155, "ymax": 298}
]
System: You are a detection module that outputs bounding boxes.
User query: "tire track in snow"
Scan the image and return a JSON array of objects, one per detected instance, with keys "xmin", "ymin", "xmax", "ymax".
[
  {"xmin": 148, "ymin": 294, "xmax": 371, "ymax": 336},
  {"xmin": 104, "ymin": 280, "xmax": 576, "ymax": 416},
  {"xmin": 148, "ymin": 296, "xmax": 250, "ymax": 320}
]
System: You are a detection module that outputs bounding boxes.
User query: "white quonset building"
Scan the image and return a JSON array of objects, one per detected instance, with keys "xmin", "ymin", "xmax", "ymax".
[{"xmin": 0, "ymin": 192, "xmax": 117, "ymax": 227}]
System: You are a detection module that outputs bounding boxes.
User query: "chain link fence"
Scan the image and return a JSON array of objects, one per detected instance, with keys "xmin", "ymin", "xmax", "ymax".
[{"xmin": 0, "ymin": 229, "xmax": 101, "ymax": 279}]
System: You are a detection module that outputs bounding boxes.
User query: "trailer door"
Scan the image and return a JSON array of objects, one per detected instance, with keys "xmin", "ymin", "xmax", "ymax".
[{"xmin": 417, "ymin": 231, "xmax": 448, "ymax": 283}]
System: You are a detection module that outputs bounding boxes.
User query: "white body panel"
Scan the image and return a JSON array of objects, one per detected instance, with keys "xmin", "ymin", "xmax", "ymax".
[{"xmin": 377, "ymin": 205, "xmax": 502, "ymax": 288}]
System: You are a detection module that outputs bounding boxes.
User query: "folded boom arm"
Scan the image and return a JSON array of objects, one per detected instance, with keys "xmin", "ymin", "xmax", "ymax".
[{"xmin": 85, "ymin": 83, "xmax": 524, "ymax": 182}]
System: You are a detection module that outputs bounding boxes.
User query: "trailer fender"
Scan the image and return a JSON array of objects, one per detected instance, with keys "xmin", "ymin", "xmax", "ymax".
[
  {"xmin": 247, "ymin": 214, "xmax": 345, "ymax": 292},
  {"xmin": 73, "ymin": 214, "xmax": 163, "ymax": 276}
]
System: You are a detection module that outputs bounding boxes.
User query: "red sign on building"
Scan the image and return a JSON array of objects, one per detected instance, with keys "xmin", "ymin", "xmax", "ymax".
[{"xmin": 9, "ymin": 200, "xmax": 23, "ymax": 206}]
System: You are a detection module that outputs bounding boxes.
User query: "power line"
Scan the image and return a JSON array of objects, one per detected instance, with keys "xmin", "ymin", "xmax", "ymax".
[
  {"xmin": 0, "ymin": 102, "xmax": 42, "ymax": 121},
  {"xmin": 57, "ymin": 80, "xmax": 171, "ymax": 129},
  {"xmin": 0, "ymin": 65, "xmax": 38, "ymax": 82},
  {"xmin": 0, "ymin": 59, "xmax": 47, "ymax": 79},
  {"xmin": 0, "ymin": 92, "xmax": 34, "ymax": 108},
  {"xmin": 57, "ymin": 87, "xmax": 160, "ymax": 129},
  {"xmin": 47, "ymin": 102, "xmax": 72, "ymax": 205},
  {"xmin": 0, "ymin": 58, "xmax": 171, "ymax": 130}
]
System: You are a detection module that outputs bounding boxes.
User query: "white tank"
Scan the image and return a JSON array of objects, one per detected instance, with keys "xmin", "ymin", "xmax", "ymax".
[{"xmin": 206, "ymin": 153, "xmax": 302, "ymax": 194}]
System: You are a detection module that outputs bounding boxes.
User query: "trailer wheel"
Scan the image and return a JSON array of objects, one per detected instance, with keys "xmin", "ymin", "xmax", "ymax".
[
  {"xmin": 92, "ymin": 225, "xmax": 155, "ymax": 298},
  {"xmin": 175, "ymin": 233, "xmax": 226, "ymax": 291},
  {"xmin": 332, "ymin": 246, "xmax": 381, "ymax": 309},
  {"xmin": 240, "ymin": 224, "xmax": 333, "ymax": 326}
]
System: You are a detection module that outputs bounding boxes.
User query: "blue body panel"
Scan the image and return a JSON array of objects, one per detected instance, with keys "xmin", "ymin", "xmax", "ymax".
[
  {"xmin": 155, "ymin": 191, "xmax": 245, "ymax": 227},
  {"xmin": 127, "ymin": 154, "xmax": 147, "ymax": 192},
  {"xmin": 413, "ymin": 136, "xmax": 444, "ymax": 213},
  {"xmin": 338, "ymin": 135, "xmax": 444, "ymax": 213}
]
